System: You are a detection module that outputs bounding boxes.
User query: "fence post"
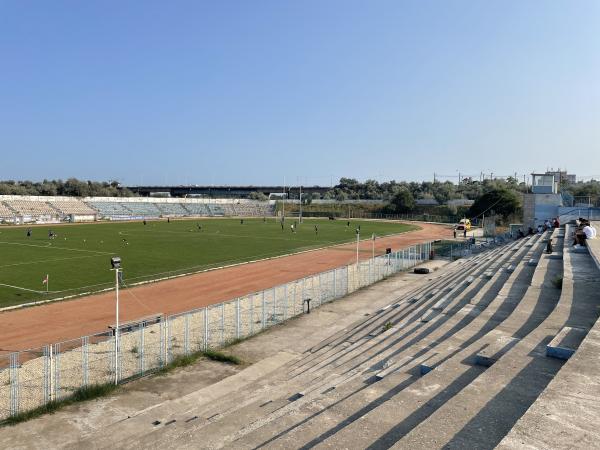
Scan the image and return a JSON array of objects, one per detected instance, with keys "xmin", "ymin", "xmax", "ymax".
[
  {"xmin": 220, "ymin": 303, "xmax": 225, "ymax": 346},
  {"xmin": 184, "ymin": 313, "xmax": 190, "ymax": 355},
  {"xmin": 284, "ymin": 285, "xmax": 288, "ymax": 320},
  {"xmin": 139, "ymin": 323, "xmax": 145, "ymax": 375},
  {"xmin": 318, "ymin": 274, "xmax": 323, "ymax": 306},
  {"xmin": 302, "ymin": 278, "xmax": 306, "ymax": 305},
  {"xmin": 166, "ymin": 316, "xmax": 173, "ymax": 364},
  {"xmin": 333, "ymin": 269, "xmax": 337, "ymax": 299},
  {"xmin": 293, "ymin": 283, "xmax": 297, "ymax": 316},
  {"xmin": 262, "ymin": 291, "xmax": 266, "ymax": 329},
  {"xmin": 249, "ymin": 295, "xmax": 254, "ymax": 336},
  {"xmin": 346, "ymin": 265, "xmax": 350, "ymax": 294},
  {"xmin": 203, "ymin": 307, "xmax": 209, "ymax": 351},
  {"xmin": 53, "ymin": 343, "xmax": 61, "ymax": 399},
  {"xmin": 82, "ymin": 336, "xmax": 89, "ymax": 387},
  {"xmin": 272, "ymin": 287, "xmax": 277, "ymax": 323},
  {"xmin": 236, "ymin": 298, "xmax": 241, "ymax": 339},
  {"xmin": 160, "ymin": 319, "xmax": 166, "ymax": 366},
  {"xmin": 9, "ymin": 352, "xmax": 19, "ymax": 416},
  {"xmin": 43, "ymin": 345, "xmax": 50, "ymax": 404}
]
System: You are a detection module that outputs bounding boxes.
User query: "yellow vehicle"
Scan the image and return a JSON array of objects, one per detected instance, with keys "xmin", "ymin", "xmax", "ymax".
[{"xmin": 456, "ymin": 218, "xmax": 471, "ymax": 231}]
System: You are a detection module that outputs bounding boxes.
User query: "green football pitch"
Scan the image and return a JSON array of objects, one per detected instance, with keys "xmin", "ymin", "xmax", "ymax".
[{"xmin": 0, "ymin": 218, "xmax": 418, "ymax": 308}]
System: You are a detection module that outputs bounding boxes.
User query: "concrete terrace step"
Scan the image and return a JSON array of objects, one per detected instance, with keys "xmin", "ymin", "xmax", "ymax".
[
  {"xmin": 71, "ymin": 351, "xmax": 299, "ymax": 449},
  {"xmin": 292, "ymin": 243, "xmax": 515, "ymax": 374},
  {"xmin": 303, "ymin": 244, "xmax": 506, "ymax": 358},
  {"xmin": 305, "ymin": 234, "xmax": 552, "ymax": 448},
  {"xmin": 247, "ymin": 237, "xmax": 541, "ymax": 447},
  {"xmin": 498, "ymin": 323, "xmax": 600, "ymax": 449},
  {"xmin": 202, "ymin": 239, "xmax": 524, "ymax": 446},
  {"xmin": 240, "ymin": 237, "xmax": 542, "ymax": 448},
  {"xmin": 375, "ymin": 355, "xmax": 414, "ymax": 379},
  {"xmin": 475, "ymin": 334, "xmax": 521, "ymax": 367},
  {"xmin": 390, "ymin": 233, "xmax": 600, "ymax": 449},
  {"xmin": 546, "ymin": 326, "xmax": 588, "ymax": 360}
]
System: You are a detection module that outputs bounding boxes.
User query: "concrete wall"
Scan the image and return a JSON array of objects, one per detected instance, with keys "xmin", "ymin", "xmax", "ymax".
[{"xmin": 522, "ymin": 193, "xmax": 562, "ymax": 228}]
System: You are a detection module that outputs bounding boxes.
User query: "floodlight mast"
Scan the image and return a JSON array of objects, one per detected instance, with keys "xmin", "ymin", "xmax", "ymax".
[
  {"xmin": 114, "ymin": 268, "xmax": 119, "ymax": 385},
  {"xmin": 110, "ymin": 257, "xmax": 121, "ymax": 385}
]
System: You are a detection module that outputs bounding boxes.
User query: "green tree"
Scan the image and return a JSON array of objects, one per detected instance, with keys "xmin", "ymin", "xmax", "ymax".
[
  {"xmin": 468, "ymin": 188, "xmax": 520, "ymax": 221},
  {"xmin": 390, "ymin": 188, "xmax": 415, "ymax": 213},
  {"xmin": 248, "ymin": 191, "xmax": 268, "ymax": 201}
]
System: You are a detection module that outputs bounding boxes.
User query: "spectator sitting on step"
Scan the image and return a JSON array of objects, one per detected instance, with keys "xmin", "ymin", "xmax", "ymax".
[
  {"xmin": 573, "ymin": 219, "xmax": 591, "ymax": 246},
  {"xmin": 583, "ymin": 224, "xmax": 596, "ymax": 240},
  {"xmin": 553, "ymin": 217, "xmax": 560, "ymax": 228}
]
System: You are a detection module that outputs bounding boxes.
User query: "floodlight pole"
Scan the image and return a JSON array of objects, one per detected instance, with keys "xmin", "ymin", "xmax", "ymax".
[
  {"xmin": 299, "ymin": 185, "xmax": 303, "ymax": 223},
  {"xmin": 113, "ymin": 268, "xmax": 120, "ymax": 385},
  {"xmin": 282, "ymin": 176, "xmax": 286, "ymax": 220}
]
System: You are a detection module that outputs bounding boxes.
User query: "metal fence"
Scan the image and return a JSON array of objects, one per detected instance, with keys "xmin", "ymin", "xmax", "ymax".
[
  {"xmin": 562, "ymin": 195, "xmax": 600, "ymax": 208},
  {"xmin": 0, "ymin": 241, "xmax": 433, "ymax": 420},
  {"xmin": 298, "ymin": 211, "xmax": 460, "ymax": 224}
]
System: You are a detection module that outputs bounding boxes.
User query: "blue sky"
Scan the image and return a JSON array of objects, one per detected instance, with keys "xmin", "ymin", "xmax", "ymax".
[{"xmin": 1, "ymin": 1, "xmax": 598, "ymax": 185}]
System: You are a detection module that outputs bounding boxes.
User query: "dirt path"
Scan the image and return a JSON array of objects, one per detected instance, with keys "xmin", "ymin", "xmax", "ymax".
[{"xmin": 0, "ymin": 222, "xmax": 451, "ymax": 352}]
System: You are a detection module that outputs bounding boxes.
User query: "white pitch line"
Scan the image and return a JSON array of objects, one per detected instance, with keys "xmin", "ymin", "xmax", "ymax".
[
  {"xmin": 0, "ymin": 283, "xmax": 56, "ymax": 294},
  {"xmin": 0, "ymin": 254, "xmax": 104, "ymax": 269},
  {"xmin": 0, "ymin": 241, "xmax": 113, "ymax": 255}
]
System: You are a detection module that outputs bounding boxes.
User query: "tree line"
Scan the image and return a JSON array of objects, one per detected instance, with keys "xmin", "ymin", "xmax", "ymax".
[
  {"xmin": 285, "ymin": 177, "xmax": 600, "ymax": 223},
  {"xmin": 0, "ymin": 179, "xmax": 134, "ymax": 197}
]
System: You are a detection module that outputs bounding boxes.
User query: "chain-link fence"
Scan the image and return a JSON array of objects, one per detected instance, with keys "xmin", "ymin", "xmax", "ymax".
[
  {"xmin": 0, "ymin": 241, "xmax": 434, "ymax": 420},
  {"xmin": 298, "ymin": 211, "xmax": 460, "ymax": 224},
  {"xmin": 433, "ymin": 232, "xmax": 513, "ymax": 260}
]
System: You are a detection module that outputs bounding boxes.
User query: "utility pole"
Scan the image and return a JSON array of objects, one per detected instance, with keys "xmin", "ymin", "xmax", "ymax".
[
  {"xmin": 299, "ymin": 184, "xmax": 303, "ymax": 223},
  {"xmin": 434, "ymin": 172, "xmax": 437, "ymax": 183}
]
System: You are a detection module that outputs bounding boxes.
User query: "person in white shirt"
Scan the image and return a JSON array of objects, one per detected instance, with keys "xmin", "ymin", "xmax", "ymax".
[{"xmin": 583, "ymin": 225, "xmax": 595, "ymax": 239}]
